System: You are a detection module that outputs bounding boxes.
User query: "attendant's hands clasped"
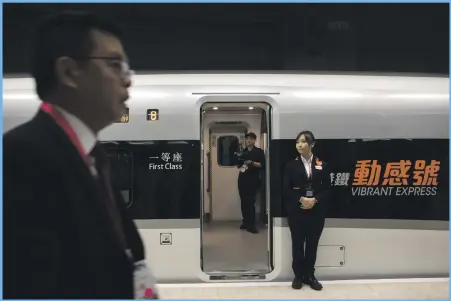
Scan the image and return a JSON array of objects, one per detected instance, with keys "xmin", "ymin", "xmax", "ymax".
[{"xmin": 300, "ymin": 197, "xmax": 316, "ymax": 210}]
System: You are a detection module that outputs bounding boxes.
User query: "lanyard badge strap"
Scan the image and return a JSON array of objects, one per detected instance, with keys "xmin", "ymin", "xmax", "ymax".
[{"xmin": 40, "ymin": 102, "xmax": 92, "ymax": 168}]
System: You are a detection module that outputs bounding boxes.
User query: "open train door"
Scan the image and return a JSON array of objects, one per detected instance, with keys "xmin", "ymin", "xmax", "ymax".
[{"xmin": 199, "ymin": 97, "xmax": 275, "ymax": 281}]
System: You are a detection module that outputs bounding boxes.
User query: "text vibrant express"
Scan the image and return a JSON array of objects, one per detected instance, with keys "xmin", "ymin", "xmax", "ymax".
[{"xmin": 351, "ymin": 186, "xmax": 438, "ymax": 197}]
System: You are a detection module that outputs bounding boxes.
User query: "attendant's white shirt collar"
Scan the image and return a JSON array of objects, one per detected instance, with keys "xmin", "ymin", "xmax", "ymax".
[
  {"xmin": 300, "ymin": 153, "xmax": 313, "ymax": 164},
  {"xmin": 54, "ymin": 106, "xmax": 97, "ymax": 155},
  {"xmin": 300, "ymin": 153, "xmax": 314, "ymax": 178}
]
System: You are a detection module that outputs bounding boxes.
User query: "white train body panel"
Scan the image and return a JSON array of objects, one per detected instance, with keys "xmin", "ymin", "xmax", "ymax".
[
  {"xmin": 3, "ymin": 72, "xmax": 449, "ymax": 283},
  {"xmin": 4, "ymin": 73, "xmax": 448, "ymax": 140}
]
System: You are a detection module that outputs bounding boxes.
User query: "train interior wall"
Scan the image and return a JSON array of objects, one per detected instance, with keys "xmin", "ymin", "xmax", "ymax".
[{"xmin": 201, "ymin": 104, "xmax": 271, "ymax": 275}]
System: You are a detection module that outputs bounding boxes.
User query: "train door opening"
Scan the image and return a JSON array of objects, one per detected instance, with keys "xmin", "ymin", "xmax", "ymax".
[{"xmin": 200, "ymin": 102, "xmax": 272, "ymax": 278}]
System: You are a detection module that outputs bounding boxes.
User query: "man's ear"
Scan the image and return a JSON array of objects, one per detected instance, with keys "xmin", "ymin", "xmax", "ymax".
[{"xmin": 54, "ymin": 56, "xmax": 81, "ymax": 89}]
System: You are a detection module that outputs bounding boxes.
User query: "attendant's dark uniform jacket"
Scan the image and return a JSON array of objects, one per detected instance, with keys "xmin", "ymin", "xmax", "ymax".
[{"xmin": 282, "ymin": 156, "xmax": 331, "ymax": 214}]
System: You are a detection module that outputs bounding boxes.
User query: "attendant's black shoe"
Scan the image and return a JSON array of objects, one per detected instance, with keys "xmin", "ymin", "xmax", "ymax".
[
  {"xmin": 303, "ymin": 275, "xmax": 323, "ymax": 291},
  {"xmin": 246, "ymin": 227, "xmax": 259, "ymax": 234},
  {"xmin": 240, "ymin": 224, "xmax": 246, "ymax": 230},
  {"xmin": 291, "ymin": 277, "xmax": 303, "ymax": 290}
]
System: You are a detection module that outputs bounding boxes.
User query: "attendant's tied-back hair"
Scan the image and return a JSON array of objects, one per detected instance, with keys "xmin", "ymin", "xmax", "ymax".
[{"xmin": 296, "ymin": 130, "xmax": 316, "ymax": 148}]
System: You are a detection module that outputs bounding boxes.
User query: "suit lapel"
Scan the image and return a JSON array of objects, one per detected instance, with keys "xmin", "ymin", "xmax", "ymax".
[
  {"xmin": 311, "ymin": 156, "xmax": 321, "ymax": 180},
  {"xmin": 33, "ymin": 111, "xmax": 125, "ymax": 252},
  {"xmin": 295, "ymin": 156, "xmax": 309, "ymax": 181}
]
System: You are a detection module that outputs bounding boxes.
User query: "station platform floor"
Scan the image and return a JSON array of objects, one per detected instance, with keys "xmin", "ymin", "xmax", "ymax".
[{"xmin": 157, "ymin": 278, "xmax": 449, "ymax": 299}]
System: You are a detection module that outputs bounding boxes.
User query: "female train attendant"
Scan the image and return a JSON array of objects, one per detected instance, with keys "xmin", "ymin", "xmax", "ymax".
[{"xmin": 282, "ymin": 130, "xmax": 331, "ymax": 291}]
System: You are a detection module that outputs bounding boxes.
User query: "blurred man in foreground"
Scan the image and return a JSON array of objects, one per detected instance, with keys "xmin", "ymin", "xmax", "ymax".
[{"xmin": 4, "ymin": 11, "xmax": 158, "ymax": 299}]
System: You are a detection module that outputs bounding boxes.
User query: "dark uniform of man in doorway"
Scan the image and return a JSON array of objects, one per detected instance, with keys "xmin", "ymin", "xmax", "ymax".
[{"xmin": 237, "ymin": 132, "xmax": 265, "ymax": 234}]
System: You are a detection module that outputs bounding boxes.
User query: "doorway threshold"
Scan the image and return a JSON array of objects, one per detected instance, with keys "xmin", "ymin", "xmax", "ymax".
[{"xmin": 208, "ymin": 272, "xmax": 267, "ymax": 281}]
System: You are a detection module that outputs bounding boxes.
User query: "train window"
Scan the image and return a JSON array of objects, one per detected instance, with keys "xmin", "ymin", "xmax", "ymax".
[
  {"xmin": 100, "ymin": 140, "xmax": 201, "ymax": 220},
  {"xmin": 217, "ymin": 136, "xmax": 240, "ymax": 167},
  {"xmin": 105, "ymin": 148, "xmax": 134, "ymax": 208}
]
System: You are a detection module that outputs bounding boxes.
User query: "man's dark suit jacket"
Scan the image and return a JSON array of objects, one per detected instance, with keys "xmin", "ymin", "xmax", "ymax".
[{"xmin": 4, "ymin": 110, "xmax": 145, "ymax": 299}]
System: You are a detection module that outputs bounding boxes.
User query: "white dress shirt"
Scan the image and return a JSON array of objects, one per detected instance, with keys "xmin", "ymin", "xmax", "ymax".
[
  {"xmin": 55, "ymin": 106, "xmax": 97, "ymax": 155},
  {"xmin": 300, "ymin": 154, "xmax": 313, "ymax": 178},
  {"xmin": 55, "ymin": 106, "xmax": 98, "ymax": 176}
]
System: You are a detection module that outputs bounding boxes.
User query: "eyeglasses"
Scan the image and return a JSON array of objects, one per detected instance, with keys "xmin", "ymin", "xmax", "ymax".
[{"xmin": 74, "ymin": 56, "xmax": 134, "ymax": 79}]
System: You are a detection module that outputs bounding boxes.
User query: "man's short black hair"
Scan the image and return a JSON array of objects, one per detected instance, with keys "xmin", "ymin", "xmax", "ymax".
[
  {"xmin": 30, "ymin": 10, "xmax": 123, "ymax": 99},
  {"xmin": 245, "ymin": 132, "xmax": 257, "ymax": 140}
]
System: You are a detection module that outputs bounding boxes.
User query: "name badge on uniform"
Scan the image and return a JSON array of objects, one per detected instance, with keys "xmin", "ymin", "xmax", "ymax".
[
  {"xmin": 304, "ymin": 183, "xmax": 315, "ymax": 198},
  {"xmin": 315, "ymin": 165, "xmax": 322, "ymax": 170},
  {"xmin": 134, "ymin": 260, "xmax": 158, "ymax": 299},
  {"xmin": 305, "ymin": 188, "xmax": 315, "ymax": 197}
]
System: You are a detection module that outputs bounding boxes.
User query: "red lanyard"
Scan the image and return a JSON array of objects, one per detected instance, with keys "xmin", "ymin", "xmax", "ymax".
[
  {"xmin": 41, "ymin": 103, "xmax": 129, "ymax": 251},
  {"xmin": 40, "ymin": 102, "xmax": 93, "ymax": 168}
]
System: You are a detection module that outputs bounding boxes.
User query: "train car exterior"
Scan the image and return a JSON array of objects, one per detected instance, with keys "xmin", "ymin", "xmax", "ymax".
[{"xmin": 3, "ymin": 72, "xmax": 450, "ymax": 283}]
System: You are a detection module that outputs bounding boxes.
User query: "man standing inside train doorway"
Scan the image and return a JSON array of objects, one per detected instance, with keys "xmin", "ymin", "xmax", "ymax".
[{"xmin": 237, "ymin": 132, "xmax": 265, "ymax": 234}]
